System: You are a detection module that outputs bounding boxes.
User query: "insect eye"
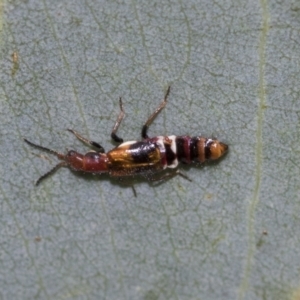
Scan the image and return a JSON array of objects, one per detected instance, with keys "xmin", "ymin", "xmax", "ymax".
[{"xmin": 67, "ymin": 150, "xmax": 76, "ymax": 157}]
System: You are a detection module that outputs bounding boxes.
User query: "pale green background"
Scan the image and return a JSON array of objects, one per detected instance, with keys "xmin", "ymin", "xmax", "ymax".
[{"xmin": 1, "ymin": 0, "xmax": 300, "ymax": 299}]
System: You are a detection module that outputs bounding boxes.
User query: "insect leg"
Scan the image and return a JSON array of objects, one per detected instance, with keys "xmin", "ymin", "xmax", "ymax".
[
  {"xmin": 147, "ymin": 169, "xmax": 192, "ymax": 183},
  {"xmin": 115, "ymin": 176, "xmax": 137, "ymax": 197},
  {"xmin": 24, "ymin": 139, "xmax": 65, "ymax": 159},
  {"xmin": 67, "ymin": 129, "xmax": 105, "ymax": 153},
  {"xmin": 111, "ymin": 97, "xmax": 125, "ymax": 143},
  {"xmin": 141, "ymin": 86, "xmax": 170, "ymax": 139},
  {"xmin": 131, "ymin": 185, "xmax": 137, "ymax": 197},
  {"xmin": 176, "ymin": 171, "xmax": 192, "ymax": 182}
]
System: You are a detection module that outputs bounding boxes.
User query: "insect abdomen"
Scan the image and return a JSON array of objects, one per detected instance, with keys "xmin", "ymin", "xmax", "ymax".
[{"xmin": 172, "ymin": 136, "xmax": 228, "ymax": 164}]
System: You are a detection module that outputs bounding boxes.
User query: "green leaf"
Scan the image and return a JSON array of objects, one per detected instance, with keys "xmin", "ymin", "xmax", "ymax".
[{"xmin": 1, "ymin": 0, "xmax": 300, "ymax": 299}]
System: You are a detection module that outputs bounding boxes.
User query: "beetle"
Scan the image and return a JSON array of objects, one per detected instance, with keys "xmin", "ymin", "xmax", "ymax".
[{"xmin": 24, "ymin": 86, "xmax": 228, "ymax": 194}]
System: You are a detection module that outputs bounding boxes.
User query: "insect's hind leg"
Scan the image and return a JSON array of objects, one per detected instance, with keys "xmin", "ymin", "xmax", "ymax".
[
  {"xmin": 141, "ymin": 86, "xmax": 171, "ymax": 139},
  {"xmin": 111, "ymin": 97, "xmax": 125, "ymax": 143},
  {"xmin": 146, "ymin": 169, "xmax": 192, "ymax": 184},
  {"xmin": 67, "ymin": 129, "xmax": 105, "ymax": 153}
]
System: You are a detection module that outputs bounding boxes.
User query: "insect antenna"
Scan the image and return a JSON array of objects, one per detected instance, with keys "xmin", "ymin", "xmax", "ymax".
[
  {"xmin": 35, "ymin": 162, "xmax": 67, "ymax": 186},
  {"xmin": 24, "ymin": 138, "xmax": 68, "ymax": 185},
  {"xmin": 24, "ymin": 139, "xmax": 65, "ymax": 159}
]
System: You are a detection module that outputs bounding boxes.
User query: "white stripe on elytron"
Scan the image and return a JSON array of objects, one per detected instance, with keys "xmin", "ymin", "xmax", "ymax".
[
  {"xmin": 154, "ymin": 137, "xmax": 166, "ymax": 169},
  {"xmin": 117, "ymin": 140, "xmax": 137, "ymax": 147},
  {"xmin": 167, "ymin": 135, "xmax": 178, "ymax": 168}
]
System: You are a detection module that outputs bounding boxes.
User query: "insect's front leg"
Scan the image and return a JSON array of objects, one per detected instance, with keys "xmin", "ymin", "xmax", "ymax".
[
  {"xmin": 67, "ymin": 129, "xmax": 105, "ymax": 153},
  {"xmin": 111, "ymin": 97, "xmax": 125, "ymax": 143}
]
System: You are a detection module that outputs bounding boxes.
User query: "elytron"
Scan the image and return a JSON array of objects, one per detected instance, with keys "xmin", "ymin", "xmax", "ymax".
[{"xmin": 24, "ymin": 87, "xmax": 228, "ymax": 191}]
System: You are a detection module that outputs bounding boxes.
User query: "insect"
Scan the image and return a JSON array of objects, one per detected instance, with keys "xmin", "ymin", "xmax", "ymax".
[{"xmin": 24, "ymin": 87, "xmax": 228, "ymax": 194}]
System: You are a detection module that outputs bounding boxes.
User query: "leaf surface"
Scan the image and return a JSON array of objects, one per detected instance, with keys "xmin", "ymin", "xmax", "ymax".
[{"xmin": 1, "ymin": 1, "xmax": 300, "ymax": 299}]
